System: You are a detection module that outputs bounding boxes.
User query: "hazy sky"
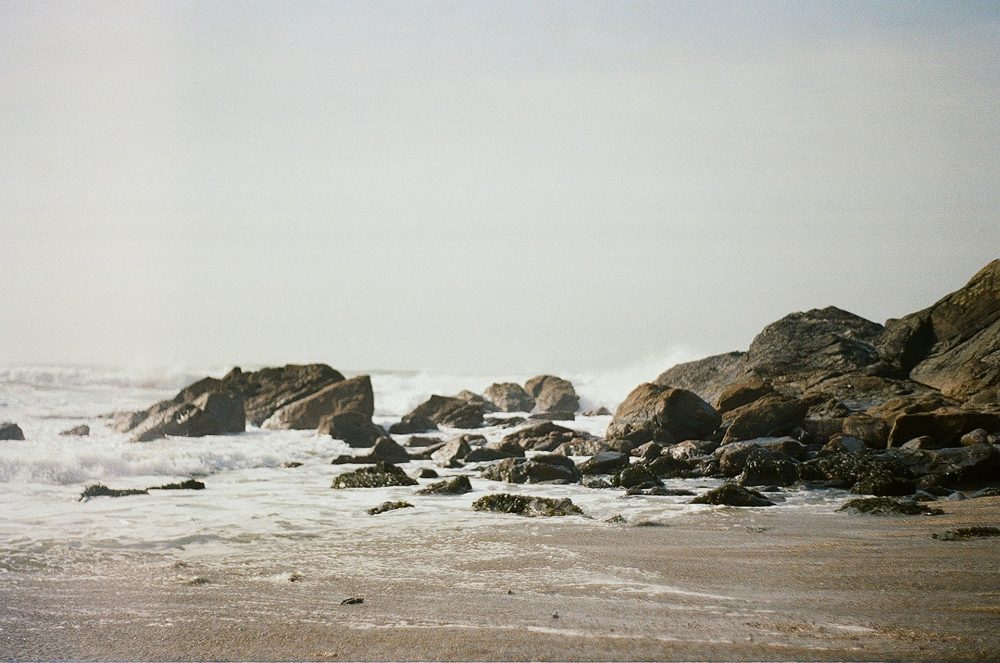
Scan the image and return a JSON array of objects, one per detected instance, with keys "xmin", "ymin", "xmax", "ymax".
[{"xmin": 2, "ymin": 1, "xmax": 998, "ymax": 375}]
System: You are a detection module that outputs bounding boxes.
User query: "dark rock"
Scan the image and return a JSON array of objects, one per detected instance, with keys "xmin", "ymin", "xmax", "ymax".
[
  {"xmin": 455, "ymin": 390, "xmax": 498, "ymax": 413},
  {"xmin": 417, "ymin": 475, "xmax": 473, "ymax": 495},
  {"xmin": 798, "ymin": 452, "xmax": 916, "ymax": 496},
  {"xmin": 583, "ymin": 477, "xmax": 612, "ymax": 489},
  {"xmin": 79, "ymin": 484, "xmax": 148, "ymax": 500},
  {"xmin": 464, "ymin": 447, "xmax": 519, "ymax": 463},
  {"xmin": 431, "ymin": 437, "xmax": 473, "ymax": 468},
  {"xmin": 318, "ymin": 411, "xmax": 385, "ymax": 448},
  {"xmin": 472, "ymin": 493, "xmax": 583, "ymax": 517},
  {"xmin": 841, "ymin": 414, "xmax": 892, "ymax": 449},
  {"xmin": 737, "ymin": 447, "xmax": 799, "ymax": 487},
  {"xmin": 655, "ymin": 351, "xmax": 750, "ymax": 406},
  {"xmin": 414, "ymin": 468, "xmax": 439, "ymax": 479},
  {"xmin": 607, "ymin": 383, "xmax": 721, "ymax": 445},
  {"xmin": 150, "ymin": 479, "xmax": 205, "ymax": 490},
  {"xmin": 529, "ymin": 411, "xmax": 576, "ymax": 421},
  {"xmin": 715, "ymin": 378, "xmax": 775, "ymax": 415},
  {"xmin": 838, "ymin": 497, "xmax": 943, "ymax": 516},
  {"xmin": 961, "ymin": 429, "xmax": 990, "ymax": 447},
  {"xmin": 625, "ymin": 486, "xmax": 696, "ymax": 497},
  {"xmin": 0, "ymin": 422, "xmax": 25, "ymax": 440},
  {"xmin": 388, "ymin": 415, "xmax": 439, "ymax": 435},
  {"xmin": 483, "ymin": 415, "xmax": 528, "ymax": 429},
  {"xmin": 283, "ymin": 461, "xmax": 303, "ymax": 468},
  {"xmin": 524, "ymin": 375, "xmax": 579, "ymax": 413},
  {"xmin": 484, "ymin": 383, "xmax": 535, "ymax": 413},
  {"xmin": 646, "ymin": 454, "xmax": 698, "ymax": 479},
  {"xmin": 717, "ymin": 438, "xmax": 806, "ymax": 477},
  {"xmin": 893, "ymin": 444, "xmax": 1000, "ymax": 487},
  {"xmin": 331, "ymin": 436, "xmax": 409, "ymax": 464},
  {"xmin": 59, "ymin": 424, "xmax": 90, "ymax": 437},
  {"xmin": 367, "ymin": 501, "xmax": 413, "ymax": 515},
  {"xmin": 340, "ymin": 597, "xmax": 364, "ymax": 605},
  {"xmin": 405, "ymin": 435, "xmax": 444, "ymax": 447},
  {"xmin": 801, "ymin": 417, "xmax": 846, "ymax": 445},
  {"xmin": 821, "ymin": 435, "xmax": 867, "ymax": 455},
  {"xmin": 887, "ymin": 408, "xmax": 1000, "ymax": 448},
  {"xmin": 932, "ymin": 526, "xmax": 1000, "ymax": 541},
  {"xmin": 690, "ymin": 484, "xmax": 775, "ymax": 507},
  {"xmin": 721, "ymin": 395, "xmax": 808, "ymax": 444},
  {"xmin": 578, "ymin": 451, "xmax": 629, "ymax": 475},
  {"xmin": 403, "ymin": 395, "xmax": 485, "ymax": 429},
  {"xmin": 223, "ymin": 364, "xmax": 344, "ymax": 426},
  {"xmin": 263, "ymin": 375, "xmax": 373, "ymax": 430},
  {"xmin": 331, "ymin": 462, "xmax": 419, "ymax": 489},
  {"xmin": 481, "ymin": 455, "xmax": 581, "ymax": 484},
  {"xmin": 501, "ymin": 422, "xmax": 592, "ymax": 453},
  {"xmin": 612, "ymin": 464, "xmax": 663, "ymax": 489},
  {"xmin": 666, "ymin": 439, "xmax": 720, "ymax": 460},
  {"xmin": 130, "ymin": 386, "xmax": 245, "ymax": 443}
]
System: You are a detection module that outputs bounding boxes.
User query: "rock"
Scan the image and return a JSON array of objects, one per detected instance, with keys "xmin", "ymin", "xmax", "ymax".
[
  {"xmin": 715, "ymin": 378, "xmax": 775, "ymax": 415},
  {"xmin": 655, "ymin": 352, "xmax": 750, "ymax": 406},
  {"xmin": 317, "ymin": 411, "xmax": 386, "ymax": 448},
  {"xmin": 666, "ymin": 439, "xmax": 720, "ymax": 460},
  {"xmin": 838, "ymin": 498, "xmax": 943, "ymax": 516},
  {"xmin": 529, "ymin": 411, "xmax": 576, "ymax": 421},
  {"xmin": 900, "ymin": 436, "xmax": 943, "ymax": 450},
  {"xmin": 431, "ymin": 437, "xmax": 473, "ymax": 468},
  {"xmin": 500, "ymin": 422, "xmax": 592, "ymax": 453},
  {"xmin": 524, "ymin": 375, "xmax": 580, "ymax": 413},
  {"xmin": 646, "ymin": 454, "xmax": 698, "ymax": 479},
  {"xmin": 821, "ymin": 435, "xmax": 867, "ymax": 455},
  {"xmin": 893, "ymin": 444, "xmax": 1000, "ymax": 487},
  {"xmin": 932, "ymin": 526, "xmax": 1000, "ymax": 541},
  {"xmin": 282, "ymin": 461, "xmax": 303, "ymax": 468},
  {"xmin": 888, "ymin": 408, "xmax": 1000, "ymax": 448},
  {"xmin": 970, "ymin": 487, "xmax": 1000, "ymax": 498},
  {"xmin": 0, "ymin": 422, "xmax": 25, "ymax": 440},
  {"xmin": 402, "ymin": 395, "xmax": 485, "ymax": 429},
  {"xmin": 223, "ymin": 364, "xmax": 345, "ymax": 426},
  {"xmin": 801, "ymin": 417, "xmax": 846, "ymax": 445},
  {"xmin": 841, "ymin": 414, "xmax": 892, "ymax": 449},
  {"xmin": 632, "ymin": 442, "xmax": 663, "ymax": 461},
  {"xmin": 331, "ymin": 462, "xmax": 419, "ymax": 489},
  {"xmin": 483, "ymin": 415, "xmax": 528, "ymax": 429},
  {"xmin": 484, "ymin": 383, "xmax": 535, "ymax": 412},
  {"xmin": 414, "ymin": 468, "xmax": 439, "ymax": 479},
  {"xmin": 583, "ymin": 477, "xmax": 612, "ymax": 489},
  {"xmin": 612, "ymin": 464, "xmax": 663, "ymax": 489},
  {"xmin": 797, "ymin": 452, "xmax": 916, "ymax": 496},
  {"xmin": 150, "ymin": 479, "xmax": 205, "ymax": 490},
  {"xmin": 130, "ymin": 387, "xmax": 245, "ymax": 443},
  {"xmin": 455, "ymin": 390, "xmax": 498, "ymax": 412},
  {"xmin": 331, "ymin": 436, "xmax": 409, "ymax": 464},
  {"xmin": 263, "ymin": 375, "xmax": 373, "ymax": 430},
  {"xmin": 578, "ymin": 451, "xmax": 630, "ymax": 475},
  {"xmin": 464, "ymin": 447, "xmax": 519, "ymax": 463},
  {"xmin": 481, "ymin": 455, "xmax": 581, "ymax": 484},
  {"xmin": 388, "ymin": 415, "xmax": 439, "ymax": 435},
  {"xmin": 721, "ymin": 395, "xmax": 808, "ymax": 444},
  {"xmin": 554, "ymin": 438, "xmax": 613, "ymax": 457},
  {"xmin": 716, "ymin": 438, "xmax": 807, "ymax": 477},
  {"xmin": 583, "ymin": 407, "xmax": 612, "ymax": 416},
  {"xmin": 367, "ymin": 501, "xmax": 414, "ymax": 515},
  {"xmin": 961, "ymin": 428, "xmax": 991, "ymax": 447},
  {"xmin": 79, "ymin": 484, "xmax": 148, "ymax": 500},
  {"xmin": 737, "ymin": 447, "xmax": 799, "ymax": 487},
  {"xmin": 625, "ymin": 486, "xmax": 696, "ymax": 497},
  {"xmin": 417, "ymin": 475, "xmax": 473, "ymax": 495},
  {"xmin": 472, "ymin": 494, "xmax": 583, "ymax": 517},
  {"xmin": 607, "ymin": 383, "xmax": 721, "ymax": 445},
  {"xmin": 59, "ymin": 424, "xmax": 90, "ymax": 437},
  {"xmin": 405, "ymin": 435, "xmax": 445, "ymax": 447},
  {"xmin": 690, "ymin": 484, "xmax": 775, "ymax": 507}
]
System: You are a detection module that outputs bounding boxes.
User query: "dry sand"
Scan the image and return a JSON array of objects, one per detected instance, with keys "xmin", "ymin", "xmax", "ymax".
[{"xmin": 2, "ymin": 497, "xmax": 999, "ymax": 661}]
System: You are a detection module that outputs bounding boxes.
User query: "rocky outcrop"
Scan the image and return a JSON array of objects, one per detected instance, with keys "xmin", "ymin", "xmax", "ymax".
[
  {"xmin": 401, "ymin": 395, "xmax": 485, "ymax": 429},
  {"xmin": 263, "ymin": 375, "xmax": 373, "ymax": 430},
  {"xmin": 524, "ymin": 375, "xmax": 579, "ymax": 413},
  {"xmin": 606, "ymin": 383, "xmax": 721, "ymax": 445},
  {"xmin": 715, "ymin": 378, "xmax": 775, "ymax": 415},
  {"xmin": 472, "ymin": 494, "xmax": 583, "ymax": 517},
  {"xmin": 481, "ymin": 455, "xmax": 581, "ymax": 484},
  {"xmin": 222, "ymin": 364, "xmax": 345, "ymax": 426},
  {"xmin": 129, "ymin": 385, "xmax": 245, "ymax": 443},
  {"xmin": 484, "ymin": 383, "xmax": 535, "ymax": 412},
  {"xmin": 0, "ymin": 422, "xmax": 25, "ymax": 440}
]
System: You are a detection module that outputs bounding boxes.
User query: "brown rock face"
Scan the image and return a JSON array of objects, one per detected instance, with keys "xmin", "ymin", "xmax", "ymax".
[
  {"xmin": 721, "ymin": 395, "xmax": 809, "ymax": 445},
  {"xmin": 656, "ymin": 352, "xmax": 749, "ymax": 406},
  {"xmin": 887, "ymin": 409, "xmax": 1000, "ymax": 449},
  {"xmin": 404, "ymin": 395, "xmax": 485, "ymax": 429},
  {"xmin": 715, "ymin": 378, "xmax": 775, "ymax": 415},
  {"xmin": 317, "ymin": 411, "xmax": 385, "ymax": 448},
  {"xmin": 484, "ymin": 383, "xmax": 536, "ymax": 412},
  {"xmin": 130, "ymin": 387, "xmax": 246, "ymax": 443},
  {"xmin": 262, "ymin": 375, "xmax": 374, "ymax": 430},
  {"xmin": 224, "ymin": 364, "xmax": 345, "ymax": 426},
  {"xmin": 607, "ymin": 383, "xmax": 721, "ymax": 445},
  {"xmin": 524, "ymin": 375, "xmax": 579, "ymax": 413}
]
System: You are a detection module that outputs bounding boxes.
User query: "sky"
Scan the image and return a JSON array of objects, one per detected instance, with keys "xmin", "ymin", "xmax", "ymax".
[{"xmin": 2, "ymin": 1, "xmax": 998, "ymax": 375}]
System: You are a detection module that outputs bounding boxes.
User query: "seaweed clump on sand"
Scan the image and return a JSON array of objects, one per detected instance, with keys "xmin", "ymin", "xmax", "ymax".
[
  {"xmin": 332, "ymin": 462, "xmax": 418, "ymax": 489},
  {"xmin": 79, "ymin": 484, "xmax": 149, "ymax": 501},
  {"xmin": 838, "ymin": 497, "xmax": 943, "ymax": 516},
  {"xmin": 472, "ymin": 493, "xmax": 583, "ymax": 517},
  {"xmin": 417, "ymin": 475, "xmax": 473, "ymax": 495},
  {"xmin": 932, "ymin": 526, "xmax": 1000, "ymax": 541},
  {"xmin": 367, "ymin": 501, "xmax": 414, "ymax": 515}
]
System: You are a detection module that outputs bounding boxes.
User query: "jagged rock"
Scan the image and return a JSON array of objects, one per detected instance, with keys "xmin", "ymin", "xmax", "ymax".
[
  {"xmin": 721, "ymin": 395, "xmax": 808, "ymax": 444},
  {"xmin": 283, "ymin": 461, "xmax": 303, "ymax": 468},
  {"xmin": 578, "ymin": 451, "xmax": 629, "ymax": 475},
  {"xmin": 130, "ymin": 387, "xmax": 245, "ymax": 443},
  {"xmin": 737, "ymin": 447, "xmax": 799, "ymax": 487},
  {"xmin": 842, "ymin": 414, "xmax": 892, "ymax": 449},
  {"xmin": 839, "ymin": 498, "xmax": 943, "ymax": 516},
  {"xmin": 367, "ymin": 501, "xmax": 413, "ymax": 515},
  {"xmin": 690, "ymin": 484, "xmax": 775, "ymax": 507},
  {"xmin": 625, "ymin": 486, "xmax": 696, "ymax": 497},
  {"xmin": 801, "ymin": 417, "xmax": 846, "ymax": 445},
  {"xmin": 484, "ymin": 383, "xmax": 536, "ymax": 412},
  {"xmin": 804, "ymin": 375, "xmax": 932, "ymax": 413},
  {"xmin": 481, "ymin": 455, "xmax": 581, "ymax": 484},
  {"xmin": 656, "ymin": 352, "xmax": 750, "ymax": 406},
  {"xmin": 318, "ymin": 411, "xmax": 386, "ymax": 448},
  {"xmin": 524, "ymin": 375, "xmax": 579, "ymax": 413},
  {"xmin": 431, "ymin": 436, "xmax": 473, "ymax": 468},
  {"xmin": 961, "ymin": 429, "xmax": 991, "ymax": 447},
  {"xmin": 223, "ymin": 364, "xmax": 345, "ymax": 426},
  {"xmin": 79, "ymin": 484, "xmax": 148, "ymax": 500},
  {"xmin": 0, "ymin": 422, "xmax": 25, "ymax": 440},
  {"xmin": 417, "ymin": 475, "xmax": 473, "ymax": 495},
  {"xmin": 331, "ymin": 436, "xmax": 409, "ymax": 464},
  {"xmin": 263, "ymin": 375, "xmax": 373, "ymax": 430},
  {"xmin": 646, "ymin": 453, "xmax": 698, "ymax": 479},
  {"xmin": 715, "ymin": 378, "xmax": 775, "ymax": 414},
  {"xmin": 472, "ymin": 494, "xmax": 583, "ymax": 517},
  {"xmin": 150, "ymin": 479, "xmax": 205, "ymax": 490},
  {"xmin": 891, "ymin": 444, "xmax": 1000, "ymax": 487},
  {"xmin": 632, "ymin": 442, "xmax": 663, "ymax": 460},
  {"xmin": 822, "ymin": 435, "xmax": 867, "ymax": 455},
  {"xmin": 388, "ymin": 414, "xmax": 439, "ymax": 435},
  {"xmin": 331, "ymin": 462, "xmax": 418, "ymax": 489},
  {"xmin": 500, "ymin": 421, "xmax": 593, "ymax": 453},
  {"xmin": 970, "ymin": 486, "xmax": 1000, "ymax": 498},
  {"xmin": 402, "ymin": 395, "xmax": 485, "ymax": 429},
  {"xmin": 797, "ymin": 452, "xmax": 916, "ymax": 496},
  {"xmin": 887, "ymin": 408, "xmax": 1000, "ymax": 448},
  {"xmin": 607, "ymin": 383, "xmax": 721, "ymax": 445},
  {"xmin": 59, "ymin": 424, "xmax": 89, "ymax": 437}
]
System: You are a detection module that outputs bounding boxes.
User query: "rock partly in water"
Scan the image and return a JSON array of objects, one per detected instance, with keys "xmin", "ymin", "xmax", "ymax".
[
  {"xmin": 331, "ymin": 462, "xmax": 419, "ymax": 489},
  {"xmin": 472, "ymin": 493, "xmax": 583, "ymax": 517},
  {"xmin": 317, "ymin": 411, "xmax": 386, "ymax": 448},
  {"xmin": 331, "ymin": 436, "xmax": 410, "ymax": 464},
  {"xmin": 484, "ymin": 383, "xmax": 536, "ymax": 413},
  {"xmin": 417, "ymin": 475, "xmax": 473, "ymax": 495},
  {"xmin": 736, "ymin": 447, "xmax": 799, "ymax": 487},
  {"xmin": 578, "ymin": 451, "xmax": 630, "ymax": 475},
  {"xmin": 0, "ymin": 422, "xmax": 25, "ymax": 440},
  {"xmin": 79, "ymin": 484, "xmax": 148, "ymax": 501},
  {"xmin": 606, "ymin": 383, "xmax": 721, "ymax": 445},
  {"xmin": 431, "ymin": 436, "xmax": 473, "ymax": 468},
  {"xmin": 524, "ymin": 375, "xmax": 580, "ymax": 414},
  {"xmin": 932, "ymin": 526, "xmax": 1000, "ymax": 541},
  {"xmin": 414, "ymin": 468, "xmax": 439, "ymax": 479},
  {"xmin": 690, "ymin": 484, "xmax": 775, "ymax": 507},
  {"xmin": 721, "ymin": 395, "xmax": 808, "ymax": 444},
  {"xmin": 401, "ymin": 395, "xmax": 485, "ymax": 429},
  {"xmin": 838, "ymin": 497, "xmax": 943, "ymax": 516},
  {"xmin": 388, "ymin": 414, "xmax": 439, "ymax": 435},
  {"xmin": 481, "ymin": 455, "xmax": 581, "ymax": 484},
  {"xmin": 367, "ymin": 501, "xmax": 414, "ymax": 515},
  {"xmin": 500, "ymin": 422, "xmax": 592, "ymax": 453},
  {"xmin": 129, "ymin": 385, "xmax": 246, "ymax": 443},
  {"xmin": 263, "ymin": 375, "xmax": 374, "ymax": 430},
  {"xmin": 222, "ymin": 364, "xmax": 345, "ymax": 427},
  {"xmin": 59, "ymin": 424, "xmax": 90, "ymax": 437},
  {"xmin": 150, "ymin": 479, "xmax": 205, "ymax": 490}
]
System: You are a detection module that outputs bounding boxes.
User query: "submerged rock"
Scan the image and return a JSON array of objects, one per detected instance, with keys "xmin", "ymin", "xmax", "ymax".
[
  {"xmin": 472, "ymin": 493, "xmax": 583, "ymax": 517},
  {"xmin": 79, "ymin": 484, "xmax": 148, "ymax": 500},
  {"xmin": 417, "ymin": 475, "xmax": 473, "ymax": 495},
  {"xmin": 838, "ymin": 497, "xmax": 943, "ymax": 516},
  {"xmin": 59, "ymin": 424, "xmax": 90, "ymax": 437},
  {"xmin": 331, "ymin": 462, "xmax": 418, "ymax": 489},
  {"xmin": 150, "ymin": 479, "xmax": 205, "ymax": 490},
  {"xmin": 690, "ymin": 484, "xmax": 775, "ymax": 507},
  {"xmin": 367, "ymin": 501, "xmax": 414, "ymax": 515},
  {"xmin": 0, "ymin": 422, "xmax": 25, "ymax": 440}
]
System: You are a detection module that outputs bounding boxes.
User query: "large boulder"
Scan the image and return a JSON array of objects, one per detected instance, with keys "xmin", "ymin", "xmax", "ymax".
[
  {"xmin": 130, "ymin": 385, "xmax": 245, "ymax": 443},
  {"xmin": 262, "ymin": 375, "xmax": 373, "ymax": 430},
  {"xmin": 481, "ymin": 455, "xmax": 581, "ymax": 484},
  {"xmin": 655, "ymin": 352, "xmax": 750, "ymax": 406},
  {"xmin": 222, "ymin": 364, "xmax": 344, "ymax": 426},
  {"xmin": 401, "ymin": 395, "xmax": 485, "ymax": 429},
  {"xmin": 0, "ymin": 422, "xmax": 25, "ymax": 440},
  {"xmin": 472, "ymin": 494, "xmax": 583, "ymax": 517},
  {"xmin": 317, "ymin": 411, "xmax": 385, "ymax": 448},
  {"xmin": 736, "ymin": 447, "xmax": 799, "ymax": 487},
  {"xmin": 606, "ymin": 383, "xmax": 721, "ymax": 445},
  {"xmin": 483, "ymin": 383, "xmax": 536, "ymax": 413},
  {"xmin": 721, "ymin": 394, "xmax": 808, "ymax": 444},
  {"xmin": 887, "ymin": 408, "xmax": 1000, "ymax": 448},
  {"xmin": 524, "ymin": 375, "xmax": 579, "ymax": 413},
  {"xmin": 798, "ymin": 452, "xmax": 915, "ymax": 496},
  {"xmin": 715, "ymin": 378, "xmax": 775, "ymax": 415}
]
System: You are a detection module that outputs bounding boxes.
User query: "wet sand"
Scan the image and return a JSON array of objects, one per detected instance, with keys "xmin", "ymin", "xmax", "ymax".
[{"xmin": 2, "ymin": 497, "xmax": 999, "ymax": 661}]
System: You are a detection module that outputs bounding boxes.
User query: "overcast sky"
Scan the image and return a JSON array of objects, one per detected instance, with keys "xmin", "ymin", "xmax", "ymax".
[{"xmin": 2, "ymin": 1, "xmax": 998, "ymax": 375}]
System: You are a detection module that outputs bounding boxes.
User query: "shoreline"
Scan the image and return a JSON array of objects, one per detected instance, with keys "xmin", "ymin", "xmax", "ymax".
[{"xmin": 3, "ymin": 497, "xmax": 998, "ymax": 661}]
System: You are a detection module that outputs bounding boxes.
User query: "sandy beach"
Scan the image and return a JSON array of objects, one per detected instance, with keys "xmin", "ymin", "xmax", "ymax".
[{"xmin": 3, "ymin": 496, "xmax": 998, "ymax": 661}]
